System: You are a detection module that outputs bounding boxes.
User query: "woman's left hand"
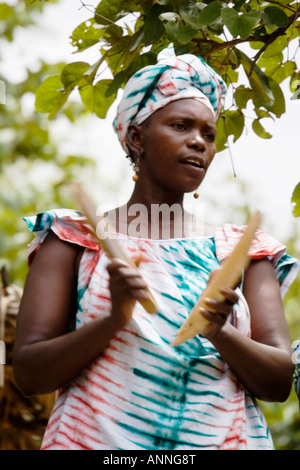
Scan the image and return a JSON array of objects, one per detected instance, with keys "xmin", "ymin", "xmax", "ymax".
[{"xmin": 199, "ymin": 269, "xmax": 240, "ymax": 340}]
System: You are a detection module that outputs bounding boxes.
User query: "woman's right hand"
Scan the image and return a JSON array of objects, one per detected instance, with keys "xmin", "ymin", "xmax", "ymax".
[{"xmin": 107, "ymin": 257, "xmax": 149, "ymax": 329}]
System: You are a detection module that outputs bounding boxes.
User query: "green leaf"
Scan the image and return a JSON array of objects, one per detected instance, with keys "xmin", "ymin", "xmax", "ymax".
[
  {"xmin": 261, "ymin": 6, "xmax": 289, "ymax": 29},
  {"xmin": 222, "ymin": 8, "xmax": 261, "ymax": 40},
  {"xmin": 292, "ymin": 182, "xmax": 300, "ymax": 217},
  {"xmin": 237, "ymin": 11, "xmax": 261, "ymax": 39},
  {"xmin": 61, "ymin": 62, "xmax": 90, "ymax": 92},
  {"xmin": 177, "ymin": 22, "xmax": 197, "ymax": 43},
  {"xmin": 103, "ymin": 24, "xmax": 124, "ymax": 42},
  {"xmin": 208, "ymin": 17, "xmax": 224, "ymax": 35},
  {"xmin": 238, "ymin": 50, "xmax": 274, "ymax": 107},
  {"xmin": 197, "ymin": 1, "xmax": 223, "ymax": 26},
  {"xmin": 264, "ymin": 76, "xmax": 285, "ymax": 117},
  {"xmin": 163, "ymin": 19, "xmax": 196, "ymax": 44},
  {"xmin": 225, "ymin": 110, "xmax": 245, "ymax": 142},
  {"xmin": 105, "ymin": 71, "xmax": 127, "ymax": 96},
  {"xmin": 263, "ymin": 60, "xmax": 296, "ymax": 85},
  {"xmin": 70, "ymin": 19, "xmax": 105, "ymax": 52},
  {"xmin": 129, "ymin": 52, "xmax": 157, "ymax": 73},
  {"xmin": 291, "ymin": 73, "xmax": 300, "ymax": 100},
  {"xmin": 94, "ymin": 0, "xmax": 127, "ymax": 25},
  {"xmin": 252, "ymin": 119, "xmax": 272, "ymax": 139},
  {"xmin": 179, "ymin": 1, "xmax": 202, "ymax": 29},
  {"xmin": 79, "ymin": 79, "xmax": 116, "ymax": 118},
  {"xmin": 129, "ymin": 29, "xmax": 144, "ymax": 52},
  {"xmin": 233, "ymin": 0, "xmax": 247, "ymax": 11},
  {"xmin": 106, "ymin": 52, "xmax": 157, "ymax": 96},
  {"xmin": 215, "ymin": 110, "xmax": 245, "ymax": 151},
  {"xmin": 180, "ymin": 1, "xmax": 223, "ymax": 29},
  {"xmin": 103, "ymin": 34, "xmax": 141, "ymax": 74},
  {"xmin": 215, "ymin": 115, "xmax": 227, "ymax": 152},
  {"xmin": 0, "ymin": 4, "xmax": 14, "ymax": 20},
  {"xmin": 163, "ymin": 19, "xmax": 180, "ymax": 42},
  {"xmin": 35, "ymin": 75, "xmax": 69, "ymax": 119},
  {"xmin": 226, "ymin": 66, "xmax": 239, "ymax": 84},
  {"xmin": 235, "ymin": 85, "xmax": 253, "ymax": 110},
  {"xmin": 221, "ymin": 9, "xmax": 239, "ymax": 36},
  {"xmin": 258, "ymin": 36, "xmax": 289, "ymax": 59},
  {"xmin": 254, "ymin": 108, "xmax": 273, "ymax": 120},
  {"xmin": 258, "ymin": 52, "xmax": 283, "ymax": 68},
  {"xmin": 144, "ymin": 4, "xmax": 168, "ymax": 44}
]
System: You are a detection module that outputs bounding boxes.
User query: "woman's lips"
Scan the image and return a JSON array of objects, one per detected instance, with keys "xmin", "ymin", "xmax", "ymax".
[{"xmin": 180, "ymin": 156, "xmax": 206, "ymax": 173}]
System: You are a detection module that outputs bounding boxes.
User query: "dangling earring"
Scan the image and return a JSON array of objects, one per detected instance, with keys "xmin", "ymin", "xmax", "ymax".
[
  {"xmin": 132, "ymin": 155, "xmax": 140, "ymax": 182},
  {"xmin": 193, "ymin": 190, "xmax": 199, "ymax": 199}
]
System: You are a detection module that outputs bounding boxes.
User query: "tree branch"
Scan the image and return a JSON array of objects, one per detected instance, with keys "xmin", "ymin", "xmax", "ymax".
[
  {"xmin": 249, "ymin": 8, "xmax": 300, "ymax": 74},
  {"xmin": 196, "ymin": 6, "xmax": 300, "ymax": 70}
]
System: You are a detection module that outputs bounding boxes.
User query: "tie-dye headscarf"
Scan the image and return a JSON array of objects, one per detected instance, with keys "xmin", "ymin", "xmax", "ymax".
[{"xmin": 113, "ymin": 45, "xmax": 227, "ymax": 154}]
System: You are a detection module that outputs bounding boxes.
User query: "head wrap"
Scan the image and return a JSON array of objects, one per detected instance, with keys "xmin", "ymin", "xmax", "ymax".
[{"xmin": 113, "ymin": 44, "xmax": 227, "ymax": 154}]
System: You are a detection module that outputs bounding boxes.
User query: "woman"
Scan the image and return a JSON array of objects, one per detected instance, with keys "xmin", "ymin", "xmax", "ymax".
[{"xmin": 13, "ymin": 46, "xmax": 298, "ymax": 450}]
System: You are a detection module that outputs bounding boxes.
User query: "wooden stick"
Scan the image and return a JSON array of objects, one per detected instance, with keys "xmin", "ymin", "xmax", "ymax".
[
  {"xmin": 73, "ymin": 184, "xmax": 158, "ymax": 314},
  {"xmin": 171, "ymin": 211, "xmax": 262, "ymax": 346}
]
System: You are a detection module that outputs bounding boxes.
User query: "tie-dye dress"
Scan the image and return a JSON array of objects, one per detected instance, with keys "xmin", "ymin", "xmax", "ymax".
[{"xmin": 24, "ymin": 209, "xmax": 299, "ymax": 451}]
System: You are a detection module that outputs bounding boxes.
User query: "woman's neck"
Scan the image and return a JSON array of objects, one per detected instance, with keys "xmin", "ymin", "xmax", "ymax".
[
  {"xmin": 127, "ymin": 183, "xmax": 185, "ymax": 211},
  {"xmin": 102, "ymin": 186, "xmax": 208, "ymax": 240}
]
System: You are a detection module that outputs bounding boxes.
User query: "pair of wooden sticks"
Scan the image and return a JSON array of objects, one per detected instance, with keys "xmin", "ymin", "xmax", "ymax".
[{"xmin": 74, "ymin": 184, "xmax": 261, "ymax": 347}]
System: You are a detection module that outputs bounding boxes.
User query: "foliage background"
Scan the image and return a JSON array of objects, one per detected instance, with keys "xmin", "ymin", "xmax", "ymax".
[{"xmin": 0, "ymin": 0, "xmax": 300, "ymax": 449}]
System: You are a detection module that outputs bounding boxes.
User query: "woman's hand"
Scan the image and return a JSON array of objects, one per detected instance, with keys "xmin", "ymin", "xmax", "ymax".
[
  {"xmin": 107, "ymin": 256, "xmax": 149, "ymax": 329},
  {"xmin": 202, "ymin": 260, "xmax": 295, "ymax": 402},
  {"xmin": 199, "ymin": 269, "xmax": 240, "ymax": 341}
]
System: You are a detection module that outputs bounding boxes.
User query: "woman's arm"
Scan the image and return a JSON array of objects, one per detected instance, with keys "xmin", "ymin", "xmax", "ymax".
[
  {"xmin": 13, "ymin": 232, "xmax": 148, "ymax": 396},
  {"xmin": 202, "ymin": 258, "xmax": 294, "ymax": 402}
]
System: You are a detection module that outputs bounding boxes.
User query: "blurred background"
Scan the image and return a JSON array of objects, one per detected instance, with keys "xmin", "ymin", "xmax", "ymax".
[{"xmin": 0, "ymin": 0, "xmax": 299, "ymax": 450}]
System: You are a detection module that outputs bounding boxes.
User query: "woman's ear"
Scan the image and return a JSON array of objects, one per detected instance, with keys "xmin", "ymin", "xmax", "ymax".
[{"xmin": 127, "ymin": 124, "xmax": 144, "ymax": 159}]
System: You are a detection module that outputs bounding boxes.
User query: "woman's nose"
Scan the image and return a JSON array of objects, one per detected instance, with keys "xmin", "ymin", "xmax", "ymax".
[{"xmin": 187, "ymin": 132, "xmax": 206, "ymax": 151}]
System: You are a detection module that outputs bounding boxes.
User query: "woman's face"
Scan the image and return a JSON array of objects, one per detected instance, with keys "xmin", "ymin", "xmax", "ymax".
[{"xmin": 131, "ymin": 98, "xmax": 217, "ymax": 196}]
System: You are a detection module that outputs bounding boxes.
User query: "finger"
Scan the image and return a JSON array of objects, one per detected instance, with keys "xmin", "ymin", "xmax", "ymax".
[
  {"xmin": 129, "ymin": 288, "xmax": 149, "ymax": 300},
  {"xmin": 203, "ymin": 299, "xmax": 232, "ymax": 317},
  {"xmin": 107, "ymin": 258, "xmax": 132, "ymax": 272},
  {"xmin": 219, "ymin": 287, "xmax": 240, "ymax": 305},
  {"xmin": 110, "ymin": 270, "xmax": 147, "ymax": 289},
  {"xmin": 199, "ymin": 307, "xmax": 227, "ymax": 325},
  {"xmin": 107, "ymin": 260, "xmax": 140, "ymax": 281},
  {"xmin": 113, "ymin": 266, "xmax": 143, "ymax": 279},
  {"xmin": 109, "ymin": 264, "xmax": 148, "ymax": 289},
  {"xmin": 203, "ymin": 298, "xmax": 233, "ymax": 317}
]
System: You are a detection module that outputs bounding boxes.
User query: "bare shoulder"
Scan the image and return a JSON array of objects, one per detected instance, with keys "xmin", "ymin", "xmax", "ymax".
[
  {"xmin": 29, "ymin": 230, "xmax": 84, "ymax": 273},
  {"xmin": 15, "ymin": 231, "xmax": 84, "ymax": 347}
]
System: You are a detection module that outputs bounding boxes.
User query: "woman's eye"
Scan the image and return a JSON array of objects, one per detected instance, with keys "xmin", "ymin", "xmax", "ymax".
[
  {"xmin": 172, "ymin": 123, "xmax": 186, "ymax": 130},
  {"xmin": 205, "ymin": 133, "xmax": 216, "ymax": 142}
]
